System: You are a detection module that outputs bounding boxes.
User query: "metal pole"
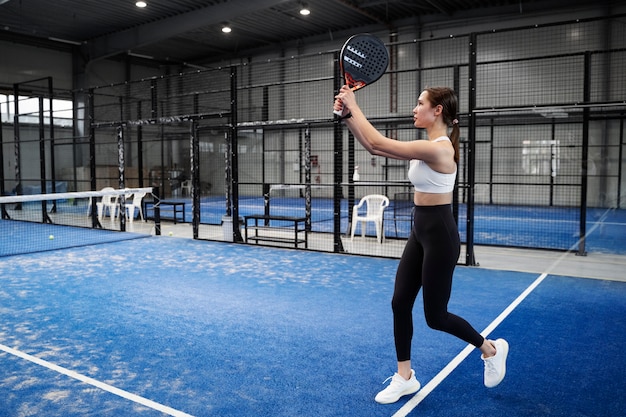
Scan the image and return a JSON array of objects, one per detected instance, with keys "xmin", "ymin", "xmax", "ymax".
[
  {"xmin": 452, "ymin": 65, "xmax": 460, "ymax": 224},
  {"xmin": 0, "ymin": 105, "xmax": 3, "ymax": 188},
  {"xmin": 578, "ymin": 52, "xmax": 591, "ymax": 256},
  {"xmin": 304, "ymin": 124, "xmax": 312, "ymax": 233},
  {"xmin": 466, "ymin": 33, "xmax": 478, "ymax": 266},
  {"xmin": 88, "ymin": 89, "xmax": 99, "ymax": 228},
  {"xmin": 12, "ymin": 83, "xmax": 22, "ymax": 210},
  {"xmin": 190, "ymin": 119, "xmax": 200, "ymax": 239},
  {"xmin": 137, "ymin": 101, "xmax": 144, "ymax": 187},
  {"xmin": 47, "ymin": 77, "xmax": 57, "ymax": 212},
  {"xmin": 230, "ymin": 66, "xmax": 242, "ymax": 242},
  {"xmin": 117, "ymin": 124, "xmax": 126, "ymax": 232},
  {"xmin": 333, "ymin": 50, "xmax": 345, "ymax": 253},
  {"xmin": 39, "ymin": 96, "xmax": 50, "ymax": 223}
]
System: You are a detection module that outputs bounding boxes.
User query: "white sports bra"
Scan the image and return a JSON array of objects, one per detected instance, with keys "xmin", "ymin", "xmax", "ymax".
[{"xmin": 408, "ymin": 137, "xmax": 457, "ymax": 194}]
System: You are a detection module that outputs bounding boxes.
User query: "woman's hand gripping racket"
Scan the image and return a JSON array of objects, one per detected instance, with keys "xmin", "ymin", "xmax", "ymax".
[{"xmin": 334, "ymin": 34, "xmax": 389, "ymax": 117}]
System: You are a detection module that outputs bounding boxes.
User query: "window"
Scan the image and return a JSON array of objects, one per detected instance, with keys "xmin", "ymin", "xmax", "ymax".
[
  {"xmin": 0, "ymin": 93, "xmax": 73, "ymax": 127},
  {"xmin": 522, "ymin": 139, "xmax": 560, "ymax": 177}
]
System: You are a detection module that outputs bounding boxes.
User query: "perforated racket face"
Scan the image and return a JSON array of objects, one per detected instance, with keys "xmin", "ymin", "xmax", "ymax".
[{"xmin": 340, "ymin": 34, "xmax": 389, "ymax": 90}]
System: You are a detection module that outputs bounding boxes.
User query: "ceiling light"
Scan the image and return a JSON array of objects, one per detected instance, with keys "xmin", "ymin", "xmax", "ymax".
[
  {"xmin": 299, "ymin": 4, "xmax": 310, "ymax": 16},
  {"xmin": 222, "ymin": 25, "xmax": 232, "ymax": 34},
  {"xmin": 127, "ymin": 51, "xmax": 154, "ymax": 60},
  {"xmin": 48, "ymin": 37, "xmax": 82, "ymax": 46},
  {"xmin": 135, "ymin": 1, "xmax": 147, "ymax": 8}
]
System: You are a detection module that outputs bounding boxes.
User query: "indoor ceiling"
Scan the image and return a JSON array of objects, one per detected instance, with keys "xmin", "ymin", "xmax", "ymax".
[{"xmin": 0, "ymin": 0, "xmax": 613, "ymax": 66}]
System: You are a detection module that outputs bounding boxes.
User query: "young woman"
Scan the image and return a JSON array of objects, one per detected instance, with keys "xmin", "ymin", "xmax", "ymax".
[{"xmin": 334, "ymin": 86, "xmax": 508, "ymax": 404}]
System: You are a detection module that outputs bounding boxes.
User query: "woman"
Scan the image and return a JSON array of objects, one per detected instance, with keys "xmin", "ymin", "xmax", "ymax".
[{"xmin": 334, "ymin": 86, "xmax": 508, "ymax": 404}]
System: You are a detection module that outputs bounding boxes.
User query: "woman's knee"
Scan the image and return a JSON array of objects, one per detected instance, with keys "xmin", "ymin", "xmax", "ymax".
[
  {"xmin": 424, "ymin": 310, "xmax": 448, "ymax": 331},
  {"xmin": 391, "ymin": 294, "xmax": 414, "ymax": 315}
]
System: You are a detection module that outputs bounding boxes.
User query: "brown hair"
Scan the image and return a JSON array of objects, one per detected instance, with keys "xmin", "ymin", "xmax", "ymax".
[{"xmin": 424, "ymin": 87, "xmax": 460, "ymax": 164}]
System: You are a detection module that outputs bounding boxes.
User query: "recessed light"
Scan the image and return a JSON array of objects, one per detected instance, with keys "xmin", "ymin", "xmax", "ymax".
[
  {"xmin": 299, "ymin": 2, "xmax": 310, "ymax": 15},
  {"xmin": 136, "ymin": 1, "xmax": 147, "ymax": 8},
  {"xmin": 222, "ymin": 25, "xmax": 232, "ymax": 34}
]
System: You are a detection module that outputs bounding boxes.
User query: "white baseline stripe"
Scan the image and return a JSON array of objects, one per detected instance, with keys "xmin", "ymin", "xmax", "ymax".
[
  {"xmin": 391, "ymin": 272, "xmax": 548, "ymax": 417},
  {"xmin": 0, "ymin": 344, "xmax": 195, "ymax": 417}
]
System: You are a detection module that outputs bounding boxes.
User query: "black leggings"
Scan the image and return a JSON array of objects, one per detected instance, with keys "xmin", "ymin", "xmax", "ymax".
[{"xmin": 392, "ymin": 204, "xmax": 484, "ymax": 361}]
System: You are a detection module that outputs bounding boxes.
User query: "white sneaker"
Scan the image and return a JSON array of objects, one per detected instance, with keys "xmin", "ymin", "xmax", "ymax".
[
  {"xmin": 482, "ymin": 338, "xmax": 509, "ymax": 388},
  {"xmin": 374, "ymin": 369, "xmax": 420, "ymax": 404}
]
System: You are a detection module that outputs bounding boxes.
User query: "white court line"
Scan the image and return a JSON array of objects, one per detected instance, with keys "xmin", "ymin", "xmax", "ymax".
[
  {"xmin": 391, "ymin": 207, "xmax": 615, "ymax": 417},
  {"xmin": 391, "ymin": 272, "xmax": 548, "ymax": 417},
  {"xmin": 0, "ymin": 344, "xmax": 195, "ymax": 417}
]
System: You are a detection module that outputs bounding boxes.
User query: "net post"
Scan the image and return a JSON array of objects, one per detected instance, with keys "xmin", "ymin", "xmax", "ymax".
[
  {"xmin": 91, "ymin": 195, "xmax": 102, "ymax": 229},
  {"xmin": 38, "ymin": 96, "xmax": 51, "ymax": 223},
  {"xmin": 153, "ymin": 186, "xmax": 161, "ymax": 235},
  {"xmin": 263, "ymin": 183, "xmax": 270, "ymax": 225},
  {"xmin": 47, "ymin": 77, "xmax": 58, "ymax": 213}
]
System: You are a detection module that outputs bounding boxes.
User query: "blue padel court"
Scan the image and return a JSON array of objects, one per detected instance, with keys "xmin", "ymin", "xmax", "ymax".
[
  {"xmin": 2, "ymin": 3, "xmax": 625, "ymax": 417},
  {"xmin": 147, "ymin": 196, "xmax": 626, "ymax": 254},
  {"xmin": 1, "ymin": 237, "xmax": 624, "ymax": 416}
]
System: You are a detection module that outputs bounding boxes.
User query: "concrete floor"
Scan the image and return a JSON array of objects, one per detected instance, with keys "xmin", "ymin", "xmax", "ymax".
[{"xmin": 126, "ymin": 219, "xmax": 626, "ymax": 283}]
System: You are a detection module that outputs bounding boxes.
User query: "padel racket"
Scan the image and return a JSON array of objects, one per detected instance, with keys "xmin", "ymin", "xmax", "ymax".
[{"xmin": 334, "ymin": 33, "xmax": 389, "ymax": 116}]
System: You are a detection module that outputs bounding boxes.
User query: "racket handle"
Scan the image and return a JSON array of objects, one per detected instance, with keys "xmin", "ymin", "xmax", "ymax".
[{"xmin": 333, "ymin": 98, "xmax": 344, "ymax": 117}]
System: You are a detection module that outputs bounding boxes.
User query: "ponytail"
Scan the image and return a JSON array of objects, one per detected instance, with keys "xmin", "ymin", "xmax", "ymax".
[{"xmin": 450, "ymin": 122, "xmax": 460, "ymax": 164}]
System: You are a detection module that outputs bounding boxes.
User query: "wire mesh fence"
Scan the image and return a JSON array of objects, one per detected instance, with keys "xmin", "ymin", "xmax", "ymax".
[{"xmin": 2, "ymin": 15, "xmax": 625, "ymax": 259}]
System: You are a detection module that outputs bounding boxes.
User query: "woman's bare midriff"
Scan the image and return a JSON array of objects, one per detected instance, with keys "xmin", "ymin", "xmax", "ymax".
[{"xmin": 413, "ymin": 191, "xmax": 453, "ymax": 206}]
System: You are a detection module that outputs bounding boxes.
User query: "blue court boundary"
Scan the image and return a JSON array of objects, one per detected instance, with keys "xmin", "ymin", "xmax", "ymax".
[{"xmin": 0, "ymin": 237, "xmax": 624, "ymax": 416}]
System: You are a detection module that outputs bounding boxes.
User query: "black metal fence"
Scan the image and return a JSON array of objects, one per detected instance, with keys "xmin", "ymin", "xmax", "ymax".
[{"xmin": 3, "ymin": 14, "xmax": 625, "ymax": 260}]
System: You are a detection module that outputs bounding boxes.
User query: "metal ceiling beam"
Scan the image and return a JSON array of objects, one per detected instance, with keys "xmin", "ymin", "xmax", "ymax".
[
  {"xmin": 421, "ymin": 0, "xmax": 453, "ymax": 15},
  {"xmin": 331, "ymin": 0, "xmax": 394, "ymax": 28},
  {"xmin": 85, "ymin": 0, "xmax": 291, "ymax": 62}
]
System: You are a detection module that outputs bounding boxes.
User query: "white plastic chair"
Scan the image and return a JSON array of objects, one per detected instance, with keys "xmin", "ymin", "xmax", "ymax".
[
  {"xmin": 350, "ymin": 194, "xmax": 390, "ymax": 243},
  {"xmin": 181, "ymin": 179, "xmax": 192, "ymax": 196},
  {"xmin": 96, "ymin": 187, "xmax": 119, "ymax": 220},
  {"xmin": 125, "ymin": 192, "xmax": 146, "ymax": 222}
]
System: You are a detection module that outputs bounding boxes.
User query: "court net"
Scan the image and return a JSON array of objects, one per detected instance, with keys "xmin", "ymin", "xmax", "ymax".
[{"xmin": 0, "ymin": 187, "xmax": 156, "ymax": 257}]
